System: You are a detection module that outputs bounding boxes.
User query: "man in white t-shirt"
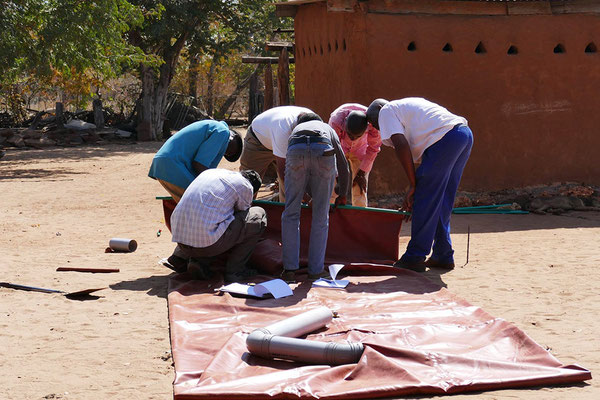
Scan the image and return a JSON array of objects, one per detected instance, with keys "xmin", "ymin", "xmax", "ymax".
[
  {"xmin": 240, "ymin": 105, "xmax": 314, "ymax": 201},
  {"xmin": 367, "ymin": 97, "xmax": 473, "ymax": 272}
]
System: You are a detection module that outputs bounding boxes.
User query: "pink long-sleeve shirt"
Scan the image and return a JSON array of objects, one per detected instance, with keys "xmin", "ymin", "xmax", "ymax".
[{"xmin": 328, "ymin": 103, "xmax": 382, "ymax": 173}]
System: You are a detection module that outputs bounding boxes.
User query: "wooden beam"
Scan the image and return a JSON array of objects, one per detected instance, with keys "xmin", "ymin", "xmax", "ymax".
[
  {"xmin": 242, "ymin": 56, "xmax": 295, "ymax": 64},
  {"xmin": 551, "ymin": 0, "xmax": 600, "ymax": 14},
  {"xmin": 266, "ymin": 41, "xmax": 294, "ymax": 52}
]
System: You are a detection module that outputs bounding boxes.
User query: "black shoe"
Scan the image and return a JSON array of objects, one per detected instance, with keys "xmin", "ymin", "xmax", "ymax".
[
  {"xmin": 225, "ymin": 268, "xmax": 258, "ymax": 283},
  {"xmin": 280, "ymin": 269, "xmax": 296, "ymax": 283},
  {"xmin": 393, "ymin": 259, "xmax": 426, "ymax": 273},
  {"xmin": 161, "ymin": 255, "xmax": 188, "ymax": 273},
  {"xmin": 307, "ymin": 270, "xmax": 330, "ymax": 281},
  {"xmin": 425, "ymin": 258, "xmax": 455, "ymax": 270}
]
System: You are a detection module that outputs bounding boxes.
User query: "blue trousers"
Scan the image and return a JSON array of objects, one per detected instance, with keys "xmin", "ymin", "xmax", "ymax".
[
  {"xmin": 281, "ymin": 143, "xmax": 337, "ymax": 274},
  {"xmin": 401, "ymin": 125, "xmax": 473, "ymax": 264}
]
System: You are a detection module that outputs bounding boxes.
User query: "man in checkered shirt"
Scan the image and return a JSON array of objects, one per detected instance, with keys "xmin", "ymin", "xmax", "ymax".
[{"xmin": 170, "ymin": 168, "xmax": 265, "ymax": 282}]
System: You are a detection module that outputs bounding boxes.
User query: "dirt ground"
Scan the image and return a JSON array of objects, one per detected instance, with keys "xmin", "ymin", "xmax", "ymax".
[{"xmin": 0, "ymin": 142, "xmax": 598, "ymax": 400}]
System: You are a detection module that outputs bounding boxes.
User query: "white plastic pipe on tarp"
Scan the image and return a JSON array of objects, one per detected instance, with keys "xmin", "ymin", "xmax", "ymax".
[{"xmin": 246, "ymin": 306, "xmax": 364, "ymax": 365}]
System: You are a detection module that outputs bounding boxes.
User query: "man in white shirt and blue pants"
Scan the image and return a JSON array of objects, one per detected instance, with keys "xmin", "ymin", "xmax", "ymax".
[{"xmin": 367, "ymin": 97, "xmax": 473, "ymax": 272}]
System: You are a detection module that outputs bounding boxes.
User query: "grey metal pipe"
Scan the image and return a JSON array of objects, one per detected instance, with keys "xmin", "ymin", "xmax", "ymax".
[
  {"xmin": 246, "ymin": 307, "xmax": 364, "ymax": 365},
  {"xmin": 262, "ymin": 306, "xmax": 333, "ymax": 337}
]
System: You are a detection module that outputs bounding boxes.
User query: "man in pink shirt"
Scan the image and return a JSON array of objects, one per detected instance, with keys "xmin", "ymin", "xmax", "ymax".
[{"xmin": 328, "ymin": 103, "xmax": 381, "ymax": 207}]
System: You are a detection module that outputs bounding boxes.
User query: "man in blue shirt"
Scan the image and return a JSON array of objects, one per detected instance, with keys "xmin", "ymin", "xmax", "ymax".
[
  {"xmin": 149, "ymin": 119, "xmax": 243, "ymax": 271},
  {"xmin": 149, "ymin": 120, "xmax": 243, "ymax": 202}
]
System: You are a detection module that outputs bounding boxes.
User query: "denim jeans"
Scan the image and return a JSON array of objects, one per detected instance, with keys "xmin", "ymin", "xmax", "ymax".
[
  {"xmin": 281, "ymin": 142, "xmax": 337, "ymax": 274},
  {"xmin": 401, "ymin": 124, "xmax": 474, "ymax": 264}
]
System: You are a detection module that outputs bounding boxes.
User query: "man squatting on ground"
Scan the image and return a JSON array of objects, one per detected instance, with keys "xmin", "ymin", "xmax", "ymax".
[
  {"xmin": 169, "ymin": 169, "xmax": 266, "ymax": 282},
  {"xmin": 280, "ymin": 113, "xmax": 350, "ymax": 282},
  {"xmin": 148, "ymin": 120, "xmax": 243, "ymax": 272},
  {"xmin": 239, "ymin": 105, "xmax": 314, "ymax": 201},
  {"xmin": 328, "ymin": 103, "xmax": 382, "ymax": 207},
  {"xmin": 367, "ymin": 97, "xmax": 473, "ymax": 272}
]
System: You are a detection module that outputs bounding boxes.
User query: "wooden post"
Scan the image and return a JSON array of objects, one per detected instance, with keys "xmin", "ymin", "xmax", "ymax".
[
  {"xmin": 248, "ymin": 72, "xmax": 259, "ymax": 123},
  {"xmin": 264, "ymin": 63, "xmax": 274, "ymax": 110},
  {"xmin": 93, "ymin": 98, "xmax": 105, "ymax": 128},
  {"xmin": 55, "ymin": 102, "xmax": 64, "ymax": 129},
  {"xmin": 277, "ymin": 48, "xmax": 290, "ymax": 106}
]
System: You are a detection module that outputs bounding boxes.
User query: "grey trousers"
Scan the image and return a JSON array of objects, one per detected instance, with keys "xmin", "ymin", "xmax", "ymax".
[{"xmin": 176, "ymin": 206, "xmax": 266, "ymax": 276}]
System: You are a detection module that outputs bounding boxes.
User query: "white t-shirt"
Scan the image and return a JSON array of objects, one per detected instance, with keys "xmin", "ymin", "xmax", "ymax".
[
  {"xmin": 378, "ymin": 97, "xmax": 467, "ymax": 163},
  {"xmin": 251, "ymin": 105, "xmax": 313, "ymax": 158}
]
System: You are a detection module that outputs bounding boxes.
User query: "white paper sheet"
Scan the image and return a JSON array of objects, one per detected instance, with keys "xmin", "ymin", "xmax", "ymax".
[
  {"xmin": 217, "ymin": 279, "xmax": 293, "ymax": 299},
  {"xmin": 312, "ymin": 264, "xmax": 349, "ymax": 289}
]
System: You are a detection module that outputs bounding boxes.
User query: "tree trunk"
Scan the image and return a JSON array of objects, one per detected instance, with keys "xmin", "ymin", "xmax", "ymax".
[
  {"xmin": 189, "ymin": 55, "xmax": 199, "ymax": 106},
  {"xmin": 138, "ymin": 32, "xmax": 189, "ymax": 141},
  {"xmin": 206, "ymin": 60, "xmax": 217, "ymax": 117}
]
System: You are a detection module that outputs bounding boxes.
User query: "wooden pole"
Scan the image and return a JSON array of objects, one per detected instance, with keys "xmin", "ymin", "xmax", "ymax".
[
  {"xmin": 55, "ymin": 102, "xmax": 64, "ymax": 129},
  {"xmin": 92, "ymin": 98, "xmax": 105, "ymax": 128},
  {"xmin": 264, "ymin": 63, "xmax": 274, "ymax": 110},
  {"xmin": 277, "ymin": 48, "xmax": 290, "ymax": 106}
]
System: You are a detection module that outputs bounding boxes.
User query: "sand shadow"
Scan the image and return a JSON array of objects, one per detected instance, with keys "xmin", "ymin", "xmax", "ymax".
[{"xmin": 110, "ymin": 274, "xmax": 170, "ymax": 299}]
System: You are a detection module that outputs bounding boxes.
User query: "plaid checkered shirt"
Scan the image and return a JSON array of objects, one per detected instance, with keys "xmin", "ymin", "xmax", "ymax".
[{"xmin": 170, "ymin": 169, "xmax": 253, "ymax": 248}]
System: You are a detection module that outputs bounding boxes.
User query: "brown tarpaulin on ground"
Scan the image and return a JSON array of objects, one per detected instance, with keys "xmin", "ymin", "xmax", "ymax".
[
  {"xmin": 162, "ymin": 199, "xmax": 403, "ymax": 274},
  {"xmin": 168, "ymin": 265, "xmax": 591, "ymax": 399}
]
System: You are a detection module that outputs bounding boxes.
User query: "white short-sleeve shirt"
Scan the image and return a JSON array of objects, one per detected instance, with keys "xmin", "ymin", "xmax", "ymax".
[
  {"xmin": 170, "ymin": 169, "xmax": 253, "ymax": 248},
  {"xmin": 378, "ymin": 97, "xmax": 467, "ymax": 163},
  {"xmin": 251, "ymin": 105, "xmax": 313, "ymax": 158}
]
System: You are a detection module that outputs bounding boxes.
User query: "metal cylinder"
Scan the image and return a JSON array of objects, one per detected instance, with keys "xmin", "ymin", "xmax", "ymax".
[
  {"xmin": 246, "ymin": 307, "xmax": 364, "ymax": 365},
  {"xmin": 262, "ymin": 306, "xmax": 333, "ymax": 337},
  {"xmin": 108, "ymin": 238, "xmax": 137, "ymax": 252}
]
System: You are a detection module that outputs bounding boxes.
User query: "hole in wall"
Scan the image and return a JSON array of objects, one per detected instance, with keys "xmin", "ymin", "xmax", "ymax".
[
  {"xmin": 407, "ymin": 41, "xmax": 416, "ymax": 51},
  {"xmin": 302, "ymin": 48, "xmax": 306, "ymax": 57},
  {"xmin": 320, "ymin": 44, "xmax": 323, "ymax": 55},
  {"xmin": 335, "ymin": 40, "xmax": 339, "ymax": 51},
  {"xmin": 507, "ymin": 45, "xmax": 518, "ymax": 55},
  {"xmin": 328, "ymin": 43, "xmax": 331, "ymax": 52},
  {"xmin": 343, "ymin": 39, "xmax": 347, "ymax": 51},
  {"xmin": 313, "ymin": 45, "xmax": 317, "ymax": 54},
  {"xmin": 553, "ymin": 43, "xmax": 565, "ymax": 53},
  {"xmin": 585, "ymin": 42, "xmax": 597, "ymax": 53},
  {"xmin": 475, "ymin": 42, "xmax": 486, "ymax": 54},
  {"xmin": 442, "ymin": 43, "xmax": 453, "ymax": 52},
  {"xmin": 308, "ymin": 46, "xmax": 312, "ymax": 56}
]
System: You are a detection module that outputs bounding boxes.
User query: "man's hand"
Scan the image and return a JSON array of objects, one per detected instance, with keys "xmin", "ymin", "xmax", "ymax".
[
  {"xmin": 353, "ymin": 170, "xmax": 367, "ymax": 194},
  {"xmin": 401, "ymin": 186, "xmax": 415, "ymax": 222}
]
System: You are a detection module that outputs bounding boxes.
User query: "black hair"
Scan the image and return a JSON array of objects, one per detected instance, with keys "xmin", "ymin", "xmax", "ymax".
[
  {"xmin": 346, "ymin": 110, "xmax": 368, "ymax": 138},
  {"xmin": 224, "ymin": 130, "xmax": 243, "ymax": 162},
  {"xmin": 240, "ymin": 170, "xmax": 262, "ymax": 195},
  {"xmin": 296, "ymin": 112, "xmax": 322, "ymax": 125},
  {"xmin": 366, "ymin": 98, "xmax": 388, "ymax": 130}
]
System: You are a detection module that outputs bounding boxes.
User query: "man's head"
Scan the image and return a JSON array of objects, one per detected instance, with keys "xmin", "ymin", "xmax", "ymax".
[
  {"xmin": 224, "ymin": 129, "xmax": 243, "ymax": 162},
  {"xmin": 240, "ymin": 169, "xmax": 262, "ymax": 195},
  {"xmin": 345, "ymin": 110, "xmax": 368, "ymax": 141},
  {"xmin": 296, "ymin": 112, "xmax": 322, "ymax": 125},
  {"xmin": 366, "ymin": 98, "xmax": 389, "ymax": 130}
]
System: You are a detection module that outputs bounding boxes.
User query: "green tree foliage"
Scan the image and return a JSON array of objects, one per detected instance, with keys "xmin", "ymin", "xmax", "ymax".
[
  {"xmin": 129, "ymin": 0, "xmax": 288, "ymax": 140},
  {"xmin": 0, "ymin": 0, "xmax": 146, "ymax": 81}
]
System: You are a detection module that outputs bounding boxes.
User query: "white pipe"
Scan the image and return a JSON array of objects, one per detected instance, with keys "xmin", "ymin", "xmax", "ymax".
[{"xmin": 246, "ymin": 307, "xmax": 364, "ymax": 365}]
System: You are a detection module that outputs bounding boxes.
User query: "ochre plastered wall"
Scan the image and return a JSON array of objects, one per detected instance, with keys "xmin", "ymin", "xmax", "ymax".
[{"xmin": 293, "ymin": 3, "xmax": 600, "ymax": 195}]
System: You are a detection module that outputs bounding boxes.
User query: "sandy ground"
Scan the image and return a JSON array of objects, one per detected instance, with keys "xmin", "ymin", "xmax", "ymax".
[{"xmin": 0, "ymin": 141, "xmax": 598, "ymax": 400}]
